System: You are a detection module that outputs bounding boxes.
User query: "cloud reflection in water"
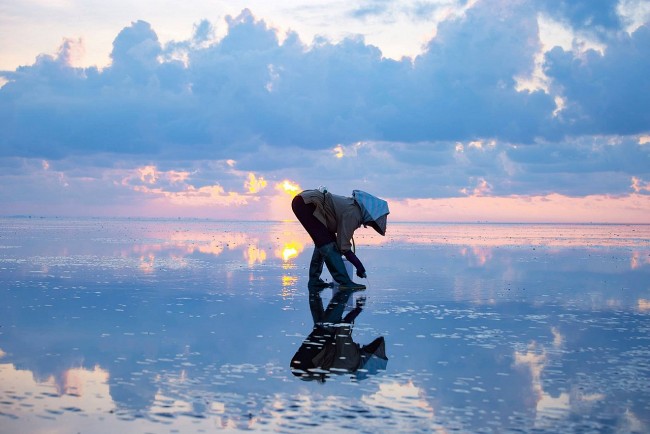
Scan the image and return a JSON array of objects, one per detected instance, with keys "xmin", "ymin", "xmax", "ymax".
[{"xmin": 0, "ymin": 218, "xmax": 649, "ymax": 432}]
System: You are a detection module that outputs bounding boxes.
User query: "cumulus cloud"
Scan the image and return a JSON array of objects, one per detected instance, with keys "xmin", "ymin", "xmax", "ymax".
[
  {"xmin": 244, "ymin": 172, "xmax": 268, "ymax": 194},
  {"xmin": 544, "ymin": 23, "xmax": 650, "ymax": 135},
  {"xmin": 0, "ymin": 1, "xmax": 649, "ymax": 220},
  {"xmin": 535, "ymin": 0, "xmax": 623, "ymax": 35},
  {"xmin": 2, "ymin": 1, "xmax": 647, "ymax": 162}
]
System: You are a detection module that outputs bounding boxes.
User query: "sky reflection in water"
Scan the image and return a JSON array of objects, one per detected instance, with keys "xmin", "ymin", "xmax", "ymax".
[{"xmin": 0, "ymin": 218, "xmax": 649, "ymax": 433}]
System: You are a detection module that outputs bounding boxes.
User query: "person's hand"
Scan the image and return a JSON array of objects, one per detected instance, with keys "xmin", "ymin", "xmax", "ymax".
[
  {"xmin": 357, "ymin": 269, "xmax": 367, "ymax": 278},
  {"xmin": 356, "ymin": 296, "xmax": 366, "ymax": 308}
]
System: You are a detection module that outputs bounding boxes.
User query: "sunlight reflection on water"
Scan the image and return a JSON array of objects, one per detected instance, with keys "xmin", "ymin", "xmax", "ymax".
[{"xmin": 0, "ymin": 218, "xmax": 649, "ymax": 433}]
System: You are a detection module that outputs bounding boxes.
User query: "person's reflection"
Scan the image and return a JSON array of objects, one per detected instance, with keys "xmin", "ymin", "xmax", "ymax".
[{"xmin": 290, "ymin": 285, "xmax": 387, "ymax": 382}]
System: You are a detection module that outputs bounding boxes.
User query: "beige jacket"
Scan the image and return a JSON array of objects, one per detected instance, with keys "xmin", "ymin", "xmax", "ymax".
[{"xmin": 299, "ymin": 190, "xmax": 362, "ymax": 253}]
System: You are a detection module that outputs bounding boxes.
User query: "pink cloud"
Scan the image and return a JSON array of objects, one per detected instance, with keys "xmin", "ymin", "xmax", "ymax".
[
  {"xmin": 134, "ymin": 184, "xmax": 252, "ymax": 207},
  {"xmin": 389, "ymin": 193, "xmax": 650, "ymax": 223},
  {"xmin": 631, "ymin": 177, "xmax": 650, "ymax": 193}
]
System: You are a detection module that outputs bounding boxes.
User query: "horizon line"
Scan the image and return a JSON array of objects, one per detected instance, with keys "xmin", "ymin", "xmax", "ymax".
[{"xmin": 2, "ymin": 215, "xmax": 649, "ymax": 226}]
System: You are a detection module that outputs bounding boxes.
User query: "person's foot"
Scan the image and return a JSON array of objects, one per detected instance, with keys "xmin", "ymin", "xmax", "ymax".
[
  {"xmin": 308, "ymin": 279, "xmax": 332, "ymax": 289},
  {"xmin": 338, "ymin": 281, "xmax": 366, "ymax": 291}
]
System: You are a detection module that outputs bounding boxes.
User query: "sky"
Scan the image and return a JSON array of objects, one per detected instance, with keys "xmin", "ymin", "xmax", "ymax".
[{"xmin": 1, "ymin": 0, "xmax": 650, "ymax": 223}]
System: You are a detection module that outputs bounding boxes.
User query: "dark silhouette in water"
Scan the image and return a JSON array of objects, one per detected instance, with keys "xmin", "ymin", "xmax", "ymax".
[{"xmin": 290, "ymin": 285, "xmax": 387, "ymax": 381}]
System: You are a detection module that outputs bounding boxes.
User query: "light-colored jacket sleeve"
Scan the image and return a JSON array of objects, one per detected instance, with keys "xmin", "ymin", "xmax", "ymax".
[
  {"xmin": 336, "ymin": 208, "xmax": 360, "ymax": 252},
  {"xmin": 328, "ymin": 193, "xmax": 362, "ymax": 253}
]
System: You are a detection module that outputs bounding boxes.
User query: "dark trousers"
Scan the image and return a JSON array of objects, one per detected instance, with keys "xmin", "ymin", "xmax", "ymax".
[{"xmin": 292, "ymin": 195, "xmax": 335, "ymax": 248}]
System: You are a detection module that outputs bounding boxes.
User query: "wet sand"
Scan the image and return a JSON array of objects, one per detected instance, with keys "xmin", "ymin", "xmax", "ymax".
[{"xmin": 1, "ymin": 218, "xmax": 649, "ymax": 433}]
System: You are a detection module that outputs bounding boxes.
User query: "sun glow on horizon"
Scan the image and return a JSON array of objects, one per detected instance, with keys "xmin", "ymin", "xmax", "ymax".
[{"xmin": 277, "ymin": 180, "xmax": 301, "ymax": 196}]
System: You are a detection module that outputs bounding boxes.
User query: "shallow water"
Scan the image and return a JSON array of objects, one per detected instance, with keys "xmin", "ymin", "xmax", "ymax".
[{"xmin": 1, "ymin": 218, "xmax": 649, "ymax": 433}]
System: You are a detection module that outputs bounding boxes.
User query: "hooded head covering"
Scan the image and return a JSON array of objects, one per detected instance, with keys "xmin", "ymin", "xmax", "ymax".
[{"xmin": 352, "ymin": 190, "xmax": 390, "ymax": 236}]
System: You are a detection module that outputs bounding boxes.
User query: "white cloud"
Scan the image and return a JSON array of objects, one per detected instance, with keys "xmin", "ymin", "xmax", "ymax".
[
  {"xmin": 1, "ymin": 2, "xmax": 649, "ymax": 220},
  {"xmin": 618, "ymin": 0, "xmax": 650, "ymax": 33}
]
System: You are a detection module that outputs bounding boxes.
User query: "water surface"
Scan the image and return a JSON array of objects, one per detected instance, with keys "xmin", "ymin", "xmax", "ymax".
[{"xmin": 1, "ymin": 218, "xmax": 649, "ymax": 433}]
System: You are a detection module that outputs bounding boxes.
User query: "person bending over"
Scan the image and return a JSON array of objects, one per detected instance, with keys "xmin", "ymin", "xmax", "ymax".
[{"xmin": 291, "ymin": 187, "xmax": 389, "ymax": 290}]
